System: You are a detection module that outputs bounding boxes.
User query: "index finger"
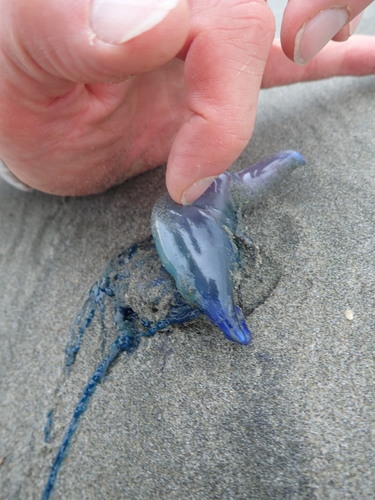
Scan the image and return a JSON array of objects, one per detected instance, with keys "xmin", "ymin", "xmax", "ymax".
[{"xmin": 166, "ymin": 0, "xmax": 275, "ymax": 204}]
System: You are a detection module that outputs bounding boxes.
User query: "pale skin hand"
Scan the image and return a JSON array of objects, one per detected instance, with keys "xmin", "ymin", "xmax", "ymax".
[{"xmin": 0, "ymin": 0, "xmax": 374, "ymax": 204}]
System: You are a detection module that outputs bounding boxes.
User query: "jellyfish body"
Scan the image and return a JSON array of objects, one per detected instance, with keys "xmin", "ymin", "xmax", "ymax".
[{"xmin": 151, "ymin": 151, "xmax": 305, "ymax": 345}]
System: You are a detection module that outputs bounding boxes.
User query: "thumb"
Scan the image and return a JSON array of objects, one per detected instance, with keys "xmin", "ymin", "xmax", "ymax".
[{"xmin": 0, "ymin": 0, "xmax": 189, "ymax": 98}]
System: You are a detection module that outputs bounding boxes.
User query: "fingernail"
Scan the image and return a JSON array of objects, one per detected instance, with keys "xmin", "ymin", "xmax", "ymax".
[
  {"xmin": 91, "ymin": 0, "xmax": 179, "ymax": 44},
  {"xmin": 181, "ymin": 176, "xmax": 216, "ymax": 206},
  {"xmin": 349, "ymin": 14, "xmax": 362, "ymax": 36},
  {"xmin": 294, "ymin": 8, "xmax": 349, "ymax": 65},
  {"xmin": 0, "ymin": 159, "xmax": 33, "ymax": 192}
]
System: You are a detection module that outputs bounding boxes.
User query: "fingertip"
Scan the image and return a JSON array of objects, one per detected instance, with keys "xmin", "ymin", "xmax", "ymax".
[
  {"xmin": 294, "ymin": 8, "xmax": 349, "ymax": 65},
  {"xmin": 180, "ymin": 176, "xmax": 217, "ymax": 206},
  {"xmin": 91, "ymin": 0, "xmax": 181, "ymax": 44},
  {"xmin": 166, "ymin": 121, "xmax": 249, "ymax": 205},
  {"xmin": 281, "ymin": 0, "xmax": 371, "ymax": 64},
  {"xmin": 90, "ymin": 0, "xmax": 190, "ymax": 75}
]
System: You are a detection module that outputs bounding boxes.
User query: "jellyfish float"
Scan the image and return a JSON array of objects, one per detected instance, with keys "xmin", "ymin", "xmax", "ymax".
[{"xmin": 152, "ymin": 150, "xmax": 305, "ymax": 345}]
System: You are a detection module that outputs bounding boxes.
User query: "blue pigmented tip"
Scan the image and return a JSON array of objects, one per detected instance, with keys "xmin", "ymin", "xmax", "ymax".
[
  {"xmin": 210, "ymin": 305, "xmax": 252, "ymax": 345},
  {"xmin": 152, "ymin": 151, "xmax": 305, "ymax": 345}
]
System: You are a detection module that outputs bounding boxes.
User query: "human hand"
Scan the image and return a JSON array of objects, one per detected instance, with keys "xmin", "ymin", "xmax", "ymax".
[{"xmin": 0, "ymin": 1, "xmax": 374, "ymax": 204}]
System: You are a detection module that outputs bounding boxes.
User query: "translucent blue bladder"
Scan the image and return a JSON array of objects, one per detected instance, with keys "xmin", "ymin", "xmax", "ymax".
[{"xmin": 152, "ymin": 151, "xmax": 305, "ymax": 345}]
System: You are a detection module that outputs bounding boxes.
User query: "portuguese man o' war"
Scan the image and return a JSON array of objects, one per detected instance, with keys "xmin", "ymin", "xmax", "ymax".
[
  {"xmin": 152, "ymin": 150, "xmax": 305, "ymax": 345},
  {"xmin": 41, "ymin": 151, "xmax": 305, "ymax": 499}
]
